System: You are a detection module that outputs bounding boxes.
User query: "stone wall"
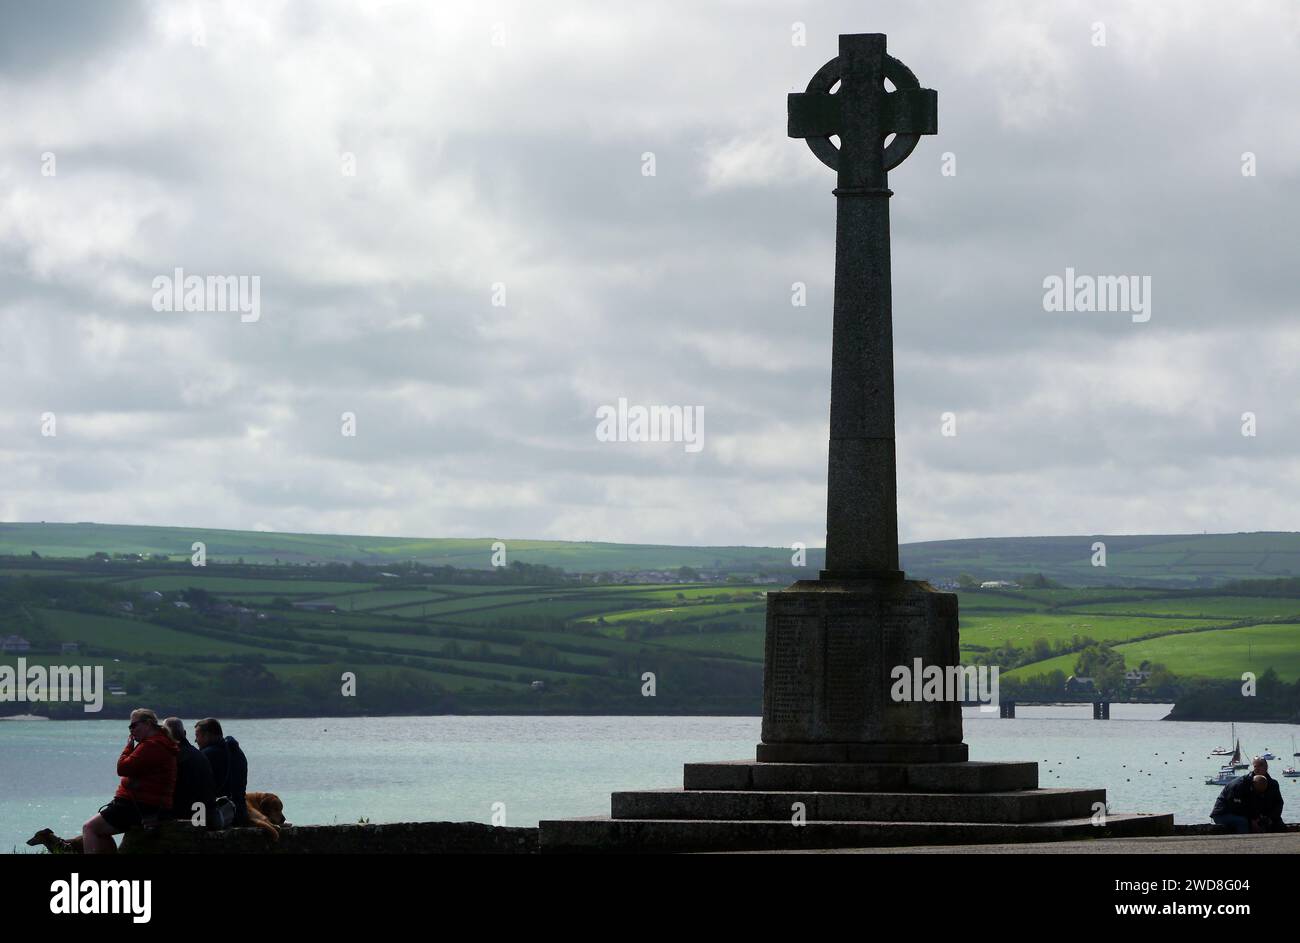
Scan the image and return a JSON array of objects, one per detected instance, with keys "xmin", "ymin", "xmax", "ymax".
[
  {"xmin": 1173, "ymin": 822, "xmax": 1298, "ymax": 836},
  {"xmin": 119, "ymin": 820, "xmax": 538, "ymax": 854}
]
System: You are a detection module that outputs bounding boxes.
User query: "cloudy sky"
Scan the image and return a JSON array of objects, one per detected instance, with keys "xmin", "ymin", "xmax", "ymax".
[{"xmin": 1, "ymin": 0, "xmax": 1298, "ymax": 549}]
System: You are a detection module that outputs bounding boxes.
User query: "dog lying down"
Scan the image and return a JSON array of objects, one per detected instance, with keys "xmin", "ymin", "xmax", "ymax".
[
  {"xmin": 245, "ymin": 791, "xmax": 288, "ymax": 839},
  {"xmin": 28, "ymin": 792, "xmax": 289, "ymax": 853}
]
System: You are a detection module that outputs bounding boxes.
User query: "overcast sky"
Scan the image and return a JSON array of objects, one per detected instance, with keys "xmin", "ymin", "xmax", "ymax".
[{"xmin": 1, "ymin": 0, "xmax": 1298, "ymax": 549}]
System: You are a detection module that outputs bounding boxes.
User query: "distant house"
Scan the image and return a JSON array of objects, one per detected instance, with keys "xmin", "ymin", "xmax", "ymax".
[
  {"xmin": 531, "ymin": 680, "xmax": 546, "ymax": 691},
  {"xmin": 980, "ymin": 580, "xmax": 1019, "ymax": 590},
  {"xmin": 1125, "ymin": 669, "xmax": 1152, "ymax": 683},
  {"xmin": 0, "ymin": 635, "xmax": 31, "ymax": 653},
  {"xmin": 60, "ymin": 642, "xmax": 79, "ymax": 655},
  {"xmin": 107, "ymin": 685, "xmax": 127, "ymax": 697},
  {"xmin": 379, "ymin": 572, "xmax": 400, "ymax": 579},
  {"xmin": 1065, "ymin": 675, "xmax": 1096, "ymax": 693},
  {"xmin": 116, "ymin": 601, "xmax": 134, "ymax": 612},
  {"xmin": 142, "ymin": 591, "xmax": 164, "ymax": 602},
  {"xmin": 172, "ymin": 601, "xmax": 191, "ymax": 609}
]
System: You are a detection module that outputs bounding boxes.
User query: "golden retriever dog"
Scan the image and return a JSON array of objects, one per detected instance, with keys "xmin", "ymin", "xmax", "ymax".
[
  {"xmin": 27, "ymin": 828, "xmax": 84, "ymax": 854},
  {"xmin": 245, "ymin": 791, "xmax": 286, "ymax": 840}
]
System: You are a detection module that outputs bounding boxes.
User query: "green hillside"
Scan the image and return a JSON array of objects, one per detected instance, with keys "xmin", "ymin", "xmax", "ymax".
[
  {"xmin": 7, "ymin": 522, "xmax": 1300, "ymax": 586},
  {"xmin": 0, "ymin": 522, "xmax": 817, "ymax": 574},
  {"xmin": 4, "ymin": 554, "xmax": 1300, "ymax": 719},
  {"xmin": 901, "ymin": 532, "xmax": 1300, "ymax": 587}
]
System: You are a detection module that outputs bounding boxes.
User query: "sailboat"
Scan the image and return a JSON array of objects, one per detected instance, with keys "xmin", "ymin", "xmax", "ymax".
[
  {"xmin": 1229, "ymin": 738, "xmax": 1248, "ymax": 771},
  {"xmin": 1209, "ymin": 723, "xmax": 1236, "ymax": 756},
  {"xmin": 1285, "ymin": 736, "xmax": 1300, "ymax": 778},
  {"xmin": 1207, "ymin": 737, "xmax": 1249, "ymax": 784}
]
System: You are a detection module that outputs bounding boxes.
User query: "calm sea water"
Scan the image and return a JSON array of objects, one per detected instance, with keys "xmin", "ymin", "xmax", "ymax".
[{"xmin": 4, "ymin": 707, "xmax": 1298, "ymax": 851}]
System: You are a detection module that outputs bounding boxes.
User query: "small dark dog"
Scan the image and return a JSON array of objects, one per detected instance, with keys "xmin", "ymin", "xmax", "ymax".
[{"xmin": 27, "ymin": 828, "xmax": 84, "ymax": 854}]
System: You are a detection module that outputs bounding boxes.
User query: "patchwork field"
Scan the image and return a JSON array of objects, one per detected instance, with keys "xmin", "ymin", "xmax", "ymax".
[{"xmin": 6, "ymin": 550, "xmax": 1300, "ymax": 716}]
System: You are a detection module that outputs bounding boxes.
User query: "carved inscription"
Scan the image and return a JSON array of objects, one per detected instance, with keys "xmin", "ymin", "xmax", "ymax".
[
  {"xmin": 824, "ymin": 612, "xmax": 872, "ymax": 728},
  {"xmin": 769, "ymin": 615, "xmax": 814, "ymax": 725}
]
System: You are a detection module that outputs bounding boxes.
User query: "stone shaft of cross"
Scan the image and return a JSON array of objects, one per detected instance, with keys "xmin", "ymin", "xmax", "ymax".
[{"xmin": 787, "ymin": 33, "xmax": 937, "ymax": 579}]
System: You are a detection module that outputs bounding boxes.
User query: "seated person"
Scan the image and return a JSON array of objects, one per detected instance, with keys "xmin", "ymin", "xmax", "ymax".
[
  {"xmin": 1249, "ymin": 758, "xmax": 1285, "ymax": 832},
  {"xmin": 81, "ymin": 708, "xmax": 178, "ymax": 853},
  {"xmin": 196, "ymin": 717, "xmax": 250, "ymax": 827},
  {"xmin": 163, "ymin": 716, "xmax": 217, "ymax": 827}
]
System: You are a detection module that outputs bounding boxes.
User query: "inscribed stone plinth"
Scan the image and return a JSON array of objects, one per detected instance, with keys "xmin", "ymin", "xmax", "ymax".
[{"xmin": 759, "ymin": 578, "xmax": 965, "ymax": 764}]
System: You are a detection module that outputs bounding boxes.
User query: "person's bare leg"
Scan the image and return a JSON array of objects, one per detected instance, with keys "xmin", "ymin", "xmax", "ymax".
[{"xmin": 82, "ymin": 814, "xmax": 118, "ymax": 854}]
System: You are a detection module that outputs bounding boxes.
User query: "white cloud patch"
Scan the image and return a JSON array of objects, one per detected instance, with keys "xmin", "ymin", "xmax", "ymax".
[{"xmin": 0, "ymin": 0, "xmax": 1298, "ymax": 548}]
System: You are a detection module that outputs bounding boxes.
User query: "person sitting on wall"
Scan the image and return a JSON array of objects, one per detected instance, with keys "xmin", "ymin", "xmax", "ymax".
[
  {"xmin": 81, "ymin": 708, "xmax": 179, "ymax": 853},
  {"xmin": 196, "ymin": 717, "xmax": 250, "ymax": 827},
  {"xmin": 1248, "ymin": 757, "xmax": 1285, "ymax": 832},
  {"xmin": 1211, "ymin": 772, "xmax": 1267, "ymax": 834},
  {"xmin": 163, "ymin": 716, "xmax": 217, "ymax": 827}
]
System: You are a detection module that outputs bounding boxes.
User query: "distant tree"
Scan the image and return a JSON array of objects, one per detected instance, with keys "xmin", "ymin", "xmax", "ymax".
[
  {"xmin": 678, "ymin": 566, "xmax": 698, "ymax": 581},
  {"xmin": 30, "ymin": 550, "xmax": 40, "ymax": 559},
  {"xmin": 1018, "ymin": 572, "xmax": 1061, "ymax": 589},
  {"xmin": 1045, "ymin": 669, "xmax": 1067, "ymax": 695},
  {"xmin": 957, "ymin": 573, "xmax": 979, "ymax": 589},
  {"xmin": 181, "ymin": 586, "xmax": 214, "ymax": 608},
  {"xmin": 1141, "ymin": 664, "xmax": 1178, "ymax": 699}
]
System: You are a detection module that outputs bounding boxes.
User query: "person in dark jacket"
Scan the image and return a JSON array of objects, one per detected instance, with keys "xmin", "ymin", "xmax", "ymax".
[
  {"xmin": 1211, "ymin": 773, "xmax": 1268, "ymax": 833},
  {"xmin": 1249, "ymin": 758, "xmax": 1285, "ymax": 831},
  {"xmin": 163, "ymin": 717, "xmax": 217, "ymax": 827},
  {"xmin": 196, "ymin": 717, "xmax": 249, "ymax": 827},
  {"xmin": 81, "ymin": 708, "xmax": 179, "ymax": 853}
]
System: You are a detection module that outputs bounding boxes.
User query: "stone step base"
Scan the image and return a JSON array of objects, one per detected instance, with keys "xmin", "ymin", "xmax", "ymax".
[
  {"xmin": 538, "ymin": 813, "xmax": 1174, "ymax": 854},
  {"xmin": 612, "ymin": 787, "xmax": 1102, "ymax": 824},
  {"xmin": 684, "ymin": 759, "xmax": 1039, "ymax": 793},
  {"xmin": 757, "ymin": 741, "xmax": 968, "ymax": 763}
]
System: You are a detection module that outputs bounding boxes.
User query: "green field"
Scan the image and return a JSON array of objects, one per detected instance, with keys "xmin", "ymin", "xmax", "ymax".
[
  {"xmin": 300, "ymin": 589, "xmax": 453, "ymax": 611},
  {"xmin": 580, "ymin": 602, "xmax": 764, "ymax": 625},
  {"xmin": 110, "ymin": 575, "xmax": 376, "ymax": 595},
  {"xmin": 1008, "ymin": 622, "xmax": 1300, "ymax": 683},
  {"xmin": 0, "ymin": 522, "xmax": 815, "ymax": 573},
  {"xmin": 9, "ymin": 544, "xmax": 1300, "ymax": 717},
  {"xmin": 958, "ymin": 612, "xmax": 1227, "ymax": 649},
  {"xmin": 32, "ymin": 609, "xmax": 298, "ymax": 658},
  {"xmin": 12, "ymin": 521, "xmax": 1300, "ymax": 586},
  {"xmin": 645, "ymin": 629, "xmax": 765, "ymax": 659},
  {"xmin": 1065, "ymin": 596, "xmax": 1300, "ymax": 620}
]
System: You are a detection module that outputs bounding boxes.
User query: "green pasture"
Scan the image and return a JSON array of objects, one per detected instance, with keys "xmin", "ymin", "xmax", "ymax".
[
  {"xmin": 1008, "ymin": 622, "xmax": 1300, "ymax": 683},
  {"xmin": 958, "ymin": 612, "xmax": 1225, "ymax": 649}
]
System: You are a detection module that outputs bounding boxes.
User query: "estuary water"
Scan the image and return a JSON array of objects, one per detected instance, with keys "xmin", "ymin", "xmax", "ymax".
[{"xmin": 4, "ymin": 706, "xmax": 1298, "ymax": 851}]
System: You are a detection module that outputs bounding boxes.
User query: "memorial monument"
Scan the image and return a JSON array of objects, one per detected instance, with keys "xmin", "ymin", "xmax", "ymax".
[
  {"xmin": 540, "ymin": 33, "xmax": 1173, "ymax": 852},
  {"xmin": 761, "ymin": 32, "xmax": 960, "ymax": 763}
]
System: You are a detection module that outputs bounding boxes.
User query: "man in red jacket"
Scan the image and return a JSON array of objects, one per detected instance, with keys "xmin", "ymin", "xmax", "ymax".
[{"xmin": 81, "ymin": 708, "xmax": 179, "ymax": 854}]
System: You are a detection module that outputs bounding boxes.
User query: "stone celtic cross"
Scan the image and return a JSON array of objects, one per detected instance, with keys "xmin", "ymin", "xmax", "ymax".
[{"xmin": 788, "ymin": 33, "xmax": 936, "ymax": 580}]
